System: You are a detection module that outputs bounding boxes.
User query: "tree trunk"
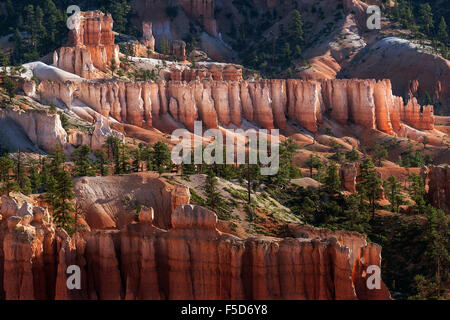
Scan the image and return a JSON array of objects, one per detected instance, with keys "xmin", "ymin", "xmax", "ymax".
[{"xmin": 247, "ymin": 162, "xmax": 251, "ymax": 205}]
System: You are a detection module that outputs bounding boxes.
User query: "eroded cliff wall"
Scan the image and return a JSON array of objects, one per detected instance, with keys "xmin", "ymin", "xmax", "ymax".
[
  {"xmin": 0, "ymin": 108, "xmax": 67, "ymax": 153},
  {"xmin": 38, "ymin": 78, "xmax": 434, "ymax": 135},
  {"xmin": 0, "ymin": 203, "xmax": 391, "ymax": 300}
]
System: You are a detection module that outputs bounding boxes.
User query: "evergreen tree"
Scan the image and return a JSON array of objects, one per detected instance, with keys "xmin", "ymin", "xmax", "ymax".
[
  {"xmin": 44, "ymin": 175, "xmax": 58, "ymax": 208},
  {"xmin": 52, "ymin": 169, "xmax": 75, "ymax": 233},
  {"xmin": 205, "ymin": 169, "xmax": 223, "ymax": 211},
  {"xmin": 345, "ymin": 147, "xmax": 360, "ymax": 162},
  {"xmin": 0, "ymin": 155, "xmax": 17, "ymax": 195},
  {"xmin": 264, "ymin": 138, "xmax": 301, "ymax": 187},
  {"xmin": 1, "ymin": 76, "xmax": 17, "ymax": 103},
  {"xmin": 437, "ymin": 16, "xmax": 448, "ymax": 43},
  {"xmin": 107, "ymin": 0, "xmax": 131, "ymax": 34},
  {"xmin": 372, "ymin": 143, "xmax": 388, "ymax": 166},
  {"xmin": 414, "ymin": 206, "xmax": 450, "ymax": 299},
  {"xmin": 324, "ymin": 162, "xmax": 341, "ymax": 194},
  {"xmin": 29, "ymin": 167, "xmax": 41, "ymax": 194},
  {"xmin": 423, "ymin": 91, "xmax": 433, "ymax": 105},
  {"xmin": 152, "ymin": 141, "xmax": 171, "ymax": 175},
  {"xmin": 131, "ymin": 147, "xmax": 141, "ymax": 172},
  {"xmin": 408, "ymin": 173, "xmax": 427, "ymax": 214},
  {"xmin": 357, "ymin": 158, "xmax": 383, "ymax": 219},
  {"xmin": 94, "ymin": 149, "xmax": 108, "ymax": 176},
  {"xmin": 384, "ymin": 176, "xmax": 403, "ymax": 213},
  {"xmin": 119, "ymin": 142, "xmax": 130, "ymax": 174},
  {"xmin": 39, "ymin": 160, "xmax": 50, "ymax": 191},
  {"xmin": 288, "ymin": 10, "xmax": 303, "ymax": 47},
  {"xmin": 160, "ymin": 35, "xmax": 170, "ymax": 55},
  {"xmin": 15, "ymin": 149, "xmax": 31, "ymax": 195},
  {"xmin": 418, "ymin": 3, "xmax": 434, "ymax": 35},
  {"xmin": 104, "ymin": 136, "xmax": 120, "ymax": 160},
  {"xmin": 142, "ymin": 145, "xmax": 154, "ymax": 171},
  {"xmin": 305, "ymin": 154, "xmax": 322, "ymax": 178},
  {"xmin": 72, "ymin": 145, "xmax": 95, "ymax": 177},
  {"xmin": 49, "ymin": 145, "xmax": 66, "ymax": 171}
]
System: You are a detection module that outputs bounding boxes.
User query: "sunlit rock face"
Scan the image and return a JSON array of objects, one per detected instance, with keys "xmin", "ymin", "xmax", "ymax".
[
  {"xmin": 39, "ymin": 77, "xmax": 434, "ymax": 137},
  {"xmin": 53, "ymin": 11, "xmax": 119, "ymax": 79},
  {"xmin": 0, "ymin": 199, "xmax": 391, "ymax": 300},
  {"xmin": 0, "ymin": 108, "xmax": 67, "ymax": 153}
]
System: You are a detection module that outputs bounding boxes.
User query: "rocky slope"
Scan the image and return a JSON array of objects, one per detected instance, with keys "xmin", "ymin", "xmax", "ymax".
[
  {"xmin": 72, "ymin": 172, "xmax": 190, "ymax": 230},
  {"xmin": 0, "ymin": 195, "xmax": 391, "ymax": 300},
  {"xmin": 343, "ymin": 37, "xmax": 450, "ymax": 113}
]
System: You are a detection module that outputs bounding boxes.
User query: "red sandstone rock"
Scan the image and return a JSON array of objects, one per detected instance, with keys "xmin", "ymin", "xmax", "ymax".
[
  {"xmin": 172, "ymin": 40, "xmax": 187, "ymax": 61},
  {"xmin": 54, "ymin": 11, "xmax": 119, "ymax": 79},
  {"xmin": 351, "ymin": 244, "xmax": 392, "ymax": 300},
  {"xmin": 427, "ymin": 165, "xmax": 450, "ymax": 213},
  {"xmin": 400, "ymin": 97, "xmax": 434, "ymax": 130},
  {"xmin": 0, "ymin": 203, "xmax": 391, "ymax": 300},
  {"xmin": 40, "ymin": 78, "xmax": 436, "ymax": 138},
  {"xmin": 340, "ymin": 162, "xmax": 358, "ymax": 193}
]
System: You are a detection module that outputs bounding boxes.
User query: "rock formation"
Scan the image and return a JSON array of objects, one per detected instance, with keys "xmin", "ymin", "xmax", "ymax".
[
  {"xmin": 427, "ymin": 165, "xmax": 450, "ymax": 213},
  {"xmin": 0, "ymin": 107, "xmax": 67, "ymax": 153},
  {"xmin": 53, "ymin": 11, "xmax": 120, "ymax": 79},
  {"xmin": 72, "ymin": 173, "xmax": 190, "ymax": 230},
  {"xmin": 0, "ymin": 199, "xmax": 392, "ymax": 300},
  {"xmin": 37, "ymin": 77, "xmax": 435, "ymax": 137},
  {"xmin": 170, "ymin": 64, "xmax": 243, "ymax": 82},
  {"xmin": 340, "ymin": 162, "xmax": 358, "ymax": 193},
  {"xmin": 172, "ymin": 40, "xmax": 187, "ymax": 61},
  {"xmin": 67, "ymin": 115, "xmax": 125, "ymax": 151},
  {"xmin": 178, "ymin": 0, "xmax": 217, "ymax": 37}
]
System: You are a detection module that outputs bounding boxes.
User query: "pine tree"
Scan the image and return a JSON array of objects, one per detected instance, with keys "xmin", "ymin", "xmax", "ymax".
[
  {"xmin": 152, "ymin": 141, "xmax": 171, "ymax": 175},
  {"xmin": 29, "ymin": 167, "xmax": 41, "ymax": 194},
  {"xmin": 49, "ymin": 145, "xmax": 66, "ymax": 171},
  {"xmin": 45, "ymin": 175, "xmax": 58, "ymax": 208},
  {"xmin": 72, "ymin": 145, "xmax": 95, "ymax": 177},
  {"xmin": 437, "ymin": 16, "xmax": 448, "ymax": 44},
  {"xmin": 205, "ymin": 169, "xmax": 223, "ymax": 210},
  {"xmin": 345, "ymin": 147, "xmax": 360, "ymax": 162},
  {"xmin": 288, "ymin": 9, "xmax": 303, "ymax": 47},
  {"xmin": 414, "ymin": 206, "xmax": 450, "ymax": 299},
  {"xmin": 384, "ymin": 176, "xmax": 403, "ymax": 213},
  {"xmin": 108, "ymin": 0, "xmax": 131, "ymax": 34},
  {"xmin": 1, "ymin": 76, "xmax": 17, "ymax": 103},
  {"xmin": 131, "ymin": 148, "xmax": 141, "ymax": 172},
  {"xmin": 357, "ymin": 158, "xmax": 383, "ymax": 219},
  {"xmin": 0, "ymin": 155, "xmax": 17, "ymax": 195},
  {"xmin": 423, "ymin": 91, "xmax": 433, "ymax": 105},
  {"xmin": 305, "ymin": 154, "xmax": 322, "ymax": 178},
  {"xmin": 142, "ymin": 145, "xmax": 154, "ymax": 171},
  {"xmin": 52, "ymin": 169, "xmax": 75, "ymax": 232},
  {"xmin": 94, "ymin": 149, "xmax": 108, "ymax": 176},
  {"xmin": 372, "ymin": 143, "xmax": 388, "ymax": 166},
  {"xmin": 15, "ymin": 149, "xmax": 31, "ymax": 195},
  {"xmin": 324, "ymin": 162, "xmax": 341, "ymax": 194},
  {"xmin": 418, "ymin": 3, "xmax": 434, "ymax": 35},
  {"xmin": 119, "ymin": 143, "xmax": 130, "ymax": 174},
  {"xmin": 160, "ymin": 35, "xmax": 170, "ymax": 55},
  {"xmin": 408, "ymin": 173, "xmax": 427, "ymax": 214}
]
